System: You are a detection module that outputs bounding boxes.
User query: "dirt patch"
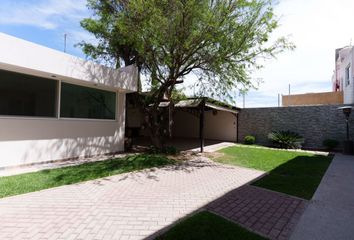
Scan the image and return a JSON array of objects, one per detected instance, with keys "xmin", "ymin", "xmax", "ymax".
[{"xmin": 203, "ymin": 151, "xmax": 224, "ymax": 160}]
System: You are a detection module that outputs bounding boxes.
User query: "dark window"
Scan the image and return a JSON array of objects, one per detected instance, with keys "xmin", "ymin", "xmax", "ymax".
[
  {"xmin": 60, "ymin": 83, "xmax": 116, "ymax": 120},
  {"xmin": 345, "ymin": 65, "xmax": 351, "ymax": 86},
  {"xmin": 0, "ymin": 69, "xmax": 57, "ymax": 117}
]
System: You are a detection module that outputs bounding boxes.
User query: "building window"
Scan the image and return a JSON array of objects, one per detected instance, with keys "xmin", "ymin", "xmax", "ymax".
[
  {"xmin": 345, "ymin": 65, "xmax": 351, "ymax": 86},
  {"xmin": 60, "ymin": 82, "xmax": 116, "ymax": 120},
  {"xmin": 0, "ymin": 69, "xmax": 57, "ymax": 117}
]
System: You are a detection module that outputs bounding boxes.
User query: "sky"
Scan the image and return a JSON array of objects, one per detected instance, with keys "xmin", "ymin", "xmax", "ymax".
[{"xmin": 0, "ymin": 0, "xmax": 354, "ymax": 108}]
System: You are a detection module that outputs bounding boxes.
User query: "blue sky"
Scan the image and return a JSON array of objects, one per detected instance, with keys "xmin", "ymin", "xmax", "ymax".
[
  {"xmin": 0, "ymin": 0, "xmax": 354, "ymax": 108},
  {"xmin": 0, "ymin": 0, "xmax": 92, "ymax": 57}
]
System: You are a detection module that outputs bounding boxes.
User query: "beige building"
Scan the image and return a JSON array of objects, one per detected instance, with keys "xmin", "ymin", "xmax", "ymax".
[
  {"xmin": 282, "ymin": 91, "xmax": 343, "ymax": 107},
  {"xmin": 282, "ymin": 46, "xmax": 354, "ymax": 107}
]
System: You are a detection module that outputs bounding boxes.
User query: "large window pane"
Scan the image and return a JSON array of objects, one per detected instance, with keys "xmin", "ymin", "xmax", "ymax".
[
  {"xmin": 60, "ymin": 83, "xmax": 116, "ymax": 120},
  {"xmin": 0, "ymin": 69, "xmax": 57, "ymax": 117}
]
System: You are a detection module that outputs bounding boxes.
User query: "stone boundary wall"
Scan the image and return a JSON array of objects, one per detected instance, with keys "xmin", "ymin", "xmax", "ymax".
[{"xmin": 238, "ymin": 104, "xmax": 354, "ymax": 149}]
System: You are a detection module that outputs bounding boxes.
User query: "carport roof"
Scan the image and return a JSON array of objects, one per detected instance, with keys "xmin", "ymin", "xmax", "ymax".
[{"xmin": 158, "ymin": 98, "xmax": 239, "ymax": 114}]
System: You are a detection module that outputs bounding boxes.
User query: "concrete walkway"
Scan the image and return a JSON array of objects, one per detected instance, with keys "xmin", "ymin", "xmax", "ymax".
[
  {"xmin": 0, "ymin": 157, "xmax": 263, "ymax": 240},
  {"xmin": 290, "ymin": 154, "xmax": 354, "ymax": 240}
]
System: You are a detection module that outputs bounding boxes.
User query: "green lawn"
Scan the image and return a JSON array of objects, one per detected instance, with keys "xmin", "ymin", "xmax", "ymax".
[
  {"xmin": 216, "ymin": 146, "xmax": 332, "ymax": 199},
  {"xmin": 0, "ymin": 154, "xmax": 174, "ymax": 199},
  {"xmin": 156, "ymin": 211, "xmax": 267, "ymax": 240}
]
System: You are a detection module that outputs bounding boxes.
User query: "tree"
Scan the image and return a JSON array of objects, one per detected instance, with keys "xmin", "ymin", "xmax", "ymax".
[{"xmin": 80, "ymin": 0, "xmax": 294, "ymax": 149}]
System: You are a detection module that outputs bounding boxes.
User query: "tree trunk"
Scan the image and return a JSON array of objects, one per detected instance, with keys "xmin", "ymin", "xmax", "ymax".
[{"xmin": 144, "ymin": 107, "xmax": 164, "ymax": 150}]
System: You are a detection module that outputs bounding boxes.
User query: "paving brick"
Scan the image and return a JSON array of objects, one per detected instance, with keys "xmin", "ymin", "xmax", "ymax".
[
  {"xmin": 206, "ymin": 185, "xmax": 307, "ymax": 240},
  {"xmin": 0, "ymin": 157, "xmax": 263, "ymax": 240}
]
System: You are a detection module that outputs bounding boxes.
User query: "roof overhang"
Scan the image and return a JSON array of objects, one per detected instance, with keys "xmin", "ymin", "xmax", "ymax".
[
  {"xmin": 156, "ymin": 99, "xmax": 238, "ymax": 114},
  {"xmin": 0, "ymin": 33, "xmax": 138, "ymax": 93},
  {"xmin": 205, "ymin": 102, "xmax": 238, "ymax": 114}
]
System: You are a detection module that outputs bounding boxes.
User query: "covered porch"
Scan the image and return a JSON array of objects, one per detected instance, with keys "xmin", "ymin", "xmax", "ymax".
[{"xmin": 126, "ymin": 97, "xmax": 240, "ymax": 152}]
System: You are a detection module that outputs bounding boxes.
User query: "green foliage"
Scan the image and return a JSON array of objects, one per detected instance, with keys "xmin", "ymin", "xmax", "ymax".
[
  {"xmin": 156, "ymin": 211, "xmax": 267, "ymax": 240},
  {"xmin": 244, "ymin": 135, "xmax": 256, "ymax": 145},
  {"xmin": 0, "ymin": 154, "xmax": 174, "ymax": 198},
  {"xmin": 149, "ymin": 145, "xmax": 179, "ymax": 155},
  {"xmin": 171, "ymin": 88, "xmax": 188, "ymax": 102},
  {"xmin": 80, "ymin": 0, "xmax": 294, "ymax": 148},
  {"xmin": 323, "ymin": 139, "xmax": 339, "ymax": 151},
  {"xmin": 268, "ymin": 131, "xmax": 304, "ymax": 149},
  {"xmin": 80, "ymin": 0, "xmax": 294, "ymax": 99}
]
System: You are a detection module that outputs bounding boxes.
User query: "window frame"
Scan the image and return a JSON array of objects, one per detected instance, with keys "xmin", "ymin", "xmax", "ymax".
[
  {"xmin": 0, "ymin": 70, "xmax": 59, "ymax": 119},
  {"xmin": 345, "ymin": 64, "xmax": 351, "ymax": 87},
  {"xmin": 58, "ymin": 80, "xmax": 118, "ymax": 122},
  {"xmin": 0, "ymin": 71, "xmax": 118, "ymax": 122}
]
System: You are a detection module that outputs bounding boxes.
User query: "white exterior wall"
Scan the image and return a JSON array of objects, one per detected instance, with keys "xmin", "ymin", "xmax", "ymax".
[
  {"xmin": 204, "ymin": 111, "xmax": 237, "ymax": 141},
  {"xmin": 336, "ymin": 46, "xmax": 354, "ymax": 104},
  {"xmin": 0, "ymin": 93, "xmax": 126, "ymax": 168},
  {"xmin": 172, "ymin": 110, "xmax": 237, "ymax": 142},
  {"xmin": 0, "ymin": 34, "xmax": 137, "ymax": 168},
  {"xmin": 0, "ymin": 33, "xmax": 138, "ymax": 93},
  {"xmin": 342, "ymin": 48, "xmax": 353, "ymax": 104}
]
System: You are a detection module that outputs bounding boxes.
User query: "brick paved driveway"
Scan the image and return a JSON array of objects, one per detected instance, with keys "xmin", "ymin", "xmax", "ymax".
[
  {"xmin": 0, "ymin": 157, "xmax": 263, "ymax": 240},
  {"xmin": 206, "ymin": 185, "xmax": 307, "ymax": 240}
]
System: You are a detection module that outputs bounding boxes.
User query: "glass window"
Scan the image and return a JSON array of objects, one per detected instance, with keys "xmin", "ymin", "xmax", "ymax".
[
  {"xmin": 60, "ymin": 82, "xmax": 116, "ymax": 120},
  {"xmin": 345, "ymin": 65, "xmax": 351, "ymax": 86},
  {"xmin": 0, "ymin": 69, "xmax": 57, "ymax": 117}
]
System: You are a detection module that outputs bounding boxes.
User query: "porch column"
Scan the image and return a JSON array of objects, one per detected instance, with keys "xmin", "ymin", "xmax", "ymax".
[{"xmin": 199, "ymin": 98, "xmax": 205, "ymax": 153}]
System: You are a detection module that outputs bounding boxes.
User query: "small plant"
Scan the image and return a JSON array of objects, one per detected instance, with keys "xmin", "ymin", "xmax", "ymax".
[
  {"xmin": 163, "ymin": 146, "xmax": 178, "ymax": 155},
  {"xmin": 323, "ymin": 139, "xmax": 339, "ymax": 151},
  {"xmin": 268, "ymin": 131, "xmax": 304, "ymax": 149},
  {"xmin": 148, "ymin": 146, "xmax": 179, "ymax": 155},
  {"xmin": 244, "ymin": 135, "xmax": 256, "ymax": 145}
]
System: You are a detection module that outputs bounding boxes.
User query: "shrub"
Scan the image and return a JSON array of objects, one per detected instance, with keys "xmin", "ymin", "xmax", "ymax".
[
  {"xmin": 163, "ymin": 146, "xmax": 178, "ymax": 155},
  {"xmin": 268, "ymin": 131, "xmax": 304, "ymax": 149},
  {"xmin": 323, "ymin": 139, "xmax": 339, "ymax": 150},
  {"xmin": 148, "ymin": 145, "xmax": 179, "ymax": 155},
  {"xmin": 244, "ymin": 135, "xmax": 256, "ymax": 145}
]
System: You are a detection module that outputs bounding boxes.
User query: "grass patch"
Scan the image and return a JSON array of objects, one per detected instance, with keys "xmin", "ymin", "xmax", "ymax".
[
  {"xmin": 156, "ymin": 211, "xmax": 267, "ymax": 240},
  {"xmin": 216, "ymin": 146, "xmax": 316, "ymax": 172},
  {"xmin": 215, "ymin": 146, "xmax": 332, "ymax": 199},
  {"xmin": 252, "ymin": 154, "xmax": 332, "ymax": 199},
  {"xmin": 0, "ymin": 154, "xmax": 174, "ymax": 199}
]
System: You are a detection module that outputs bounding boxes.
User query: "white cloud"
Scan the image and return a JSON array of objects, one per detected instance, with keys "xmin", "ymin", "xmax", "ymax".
[
  {"xmin": 244, "ymin": 0, "xmax": 354, "ymax": 107},
  {"xmin": 0, "ymin": 0, "xmax": 87, "ymax": 29}
]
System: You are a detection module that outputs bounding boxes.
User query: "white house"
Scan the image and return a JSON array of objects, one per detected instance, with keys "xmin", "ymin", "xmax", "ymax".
[
  {"xmin": 332, "ymin": 46, "xmax": 354, "ymax": 104},
  {"xmin": 0, "ymin": 33, "xmax": 138, "ymax": 168}
]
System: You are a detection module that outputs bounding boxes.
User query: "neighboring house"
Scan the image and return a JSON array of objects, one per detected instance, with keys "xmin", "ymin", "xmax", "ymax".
[
  {"xmin": 0, "ymin": 33, "xmax": 138, "ymax": 168},
  {"xmin": 126, "ymin": 94, "xmax": 240, "ymax": 143},
  {"xmin": 282, "ymin": 46, "xmax": 354, "ymax": 107},
  {"xmin": 282, "ymin": 91, "xmax": 343, "ymax": 107},
  {"xmin": 332, "ymin": 46, "xmax": 354, "ymax": 104}
]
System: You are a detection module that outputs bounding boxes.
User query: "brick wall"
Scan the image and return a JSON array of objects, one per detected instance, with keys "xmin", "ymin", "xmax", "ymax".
[{"xmin": 238, "ymin": 104, "xmax": 354, "ymax": 149}]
